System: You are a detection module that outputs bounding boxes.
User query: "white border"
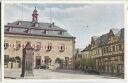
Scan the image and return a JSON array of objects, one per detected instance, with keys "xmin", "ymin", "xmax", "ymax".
[{"xmin": 1, "ymin": 0, "xmax": 127, "ymax": 83}]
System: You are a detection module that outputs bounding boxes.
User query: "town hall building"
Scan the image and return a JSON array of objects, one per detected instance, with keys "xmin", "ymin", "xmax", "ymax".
[{"xmin": 4, "ymin": 7, "xmax": 75, "ymax": 69}]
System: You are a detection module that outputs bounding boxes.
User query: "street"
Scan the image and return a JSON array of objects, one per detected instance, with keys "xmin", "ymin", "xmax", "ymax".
[{"xmin": 4, "ymin": 68, "xmax": 121, "ymax": 79}]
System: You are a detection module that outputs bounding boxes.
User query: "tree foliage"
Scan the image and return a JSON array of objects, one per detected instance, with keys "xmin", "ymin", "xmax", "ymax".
[{"xmin": 81, "ymin": 57, "xmax": 95, "ymax": 67}]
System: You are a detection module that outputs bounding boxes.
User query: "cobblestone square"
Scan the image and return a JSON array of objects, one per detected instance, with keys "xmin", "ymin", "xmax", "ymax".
[{"xmin": 4, "ymin": 68, "xmax": 121, "ymax": 79}]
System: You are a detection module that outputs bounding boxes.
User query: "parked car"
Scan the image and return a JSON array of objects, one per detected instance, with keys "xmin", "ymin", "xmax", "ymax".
[
  {"xmin": 34, "ymin": 65, "xmax": 40, "ymax": 69},
  {"xmin": 86, "ymin": 70, "xmax": 100, "ymax": 75},
  {"xmin": 40, "ymin": 64, "xmax": 49, "ymax": 69}
]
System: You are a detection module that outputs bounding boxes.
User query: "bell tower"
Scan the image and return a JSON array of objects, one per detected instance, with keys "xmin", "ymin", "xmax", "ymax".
[{"xmin": 32, "ymin": 7, "xmax": 38, "ymax": 23}]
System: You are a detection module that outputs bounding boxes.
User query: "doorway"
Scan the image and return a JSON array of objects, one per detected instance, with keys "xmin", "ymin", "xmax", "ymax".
[{"xmin": 36, "ymin": 56, "xmax": 41, "ymax": 68}]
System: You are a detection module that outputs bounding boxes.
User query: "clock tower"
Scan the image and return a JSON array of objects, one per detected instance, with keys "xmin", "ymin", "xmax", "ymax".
[{"xmin": 32, "ymin": 7, "xmax": 38, "ymax": 23}]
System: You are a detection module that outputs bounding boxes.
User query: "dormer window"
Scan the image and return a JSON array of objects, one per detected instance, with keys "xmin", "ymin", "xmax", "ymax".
[
  {"xmin": 5, "ymin": 27, "xmax": 12, "ymax": 32},
  {"xmin": 49, "ymin": 22, "xmax": 54, "ymax": 28},
  {"xmin": 42, "ymin": 30, "xmax": 48, "ymax": 34},
  {"xmin": 17, "ymin": 21, "xmax": 22, "ymax": 25},
  {"xmin": 24, "ymin": 29, "xmax": 29, "ymax": 33},
  {"xmin": 58, "ymin": 31, "xmax": 64, "ymax": 35}
]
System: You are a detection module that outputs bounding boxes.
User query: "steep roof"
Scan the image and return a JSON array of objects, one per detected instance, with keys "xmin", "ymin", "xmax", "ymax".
[
  {"xmin": 81, "ymin": 44, "xmax": 91, "ymax": 52},
  {"xmin": 6, "ymin": 21, "xmax": 66, "ymax": 31},
  {"xmin": 111, "ymin": 28, "xmax": 120, "ymax": 35},
  {"xmin": 95, "ymin": 28, "xmax": 124, "ymax": 46},
  {"xmin": 4, "ymin": 21, "xmax": 75, "ymax": 38},
  {"xmin": 82, "ymin": 28, "xmax": 124, "ymax": 52},
  {"xmin": 92, "ymin": 36, "xmax": 99, "ymax": 41},
  {"xmin": 5, "ymin": 7, "xmax": 75, "ymax": 39}
]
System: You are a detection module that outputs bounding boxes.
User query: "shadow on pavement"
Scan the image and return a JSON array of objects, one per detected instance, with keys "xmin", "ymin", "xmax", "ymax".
[{"xmin": 52, "ymin": 69, "xmax": 98, "ymax": 75}]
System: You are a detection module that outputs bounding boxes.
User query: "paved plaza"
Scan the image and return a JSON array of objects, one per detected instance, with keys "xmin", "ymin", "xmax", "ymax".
[{"xmin": 4, "ymin": 68, "xmax": 121, "ymax": 79}]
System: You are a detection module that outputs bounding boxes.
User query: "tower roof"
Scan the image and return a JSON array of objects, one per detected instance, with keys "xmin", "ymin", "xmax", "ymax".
[{"xmin": 33, "ymin": 6, "xmax": 37, "ymax": 12}]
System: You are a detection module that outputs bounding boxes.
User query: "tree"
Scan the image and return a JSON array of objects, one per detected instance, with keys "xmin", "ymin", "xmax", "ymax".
[
  {"xmin": 111, "ymin": 63, "xmax": 116, "ymax": 76},
  {"xmin": 81, "ymin": 57, "xmax": 95, "ymax": 71},
  {"xmin": 86, "ymin": 58, "xmax": 95, "ymax": 66},
  {"xmin": 74, "ymin": 59, "xmax": 81, "ymax": 69},
  {"xmin": 81, "ymin": 57, "xmax": 87, "ymax": 70}
]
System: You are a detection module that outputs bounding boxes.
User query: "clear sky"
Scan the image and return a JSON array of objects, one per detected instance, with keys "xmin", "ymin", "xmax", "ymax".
[{"xmin": 4, "ymin": 3, "xmax": 124, "ymax": 49}]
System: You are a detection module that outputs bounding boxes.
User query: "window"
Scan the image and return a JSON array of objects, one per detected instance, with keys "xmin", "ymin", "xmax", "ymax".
[
  {"xmin": 5, "ymin": 27, "xmax": 12, "ymax": 32},
  {"xmin": 108, "ymin": 46, "xmax": 111, "ymax": 52},
  {"xmin": 16, "ymin": 41, "xmax": 21, "ymax": 50},
  {"xmin": 97, "ymin": 49, "xmax": 99, "ymax": 54},
  {"xmin": 47, "ymin": 43, "xmax": 52, "ymax": 51},
  {"xmin": 119, "ymin": 44, "xmax": 122, "ymax": 51},
  {"xmin": 36, "ymin": 42, "xmax": 41, "ymax": 51},
  {"xmin": 116, "ymin": 45, "xmax": 119, "ymax": 51},
  {"xmin": 103, "ymin": 47, "xmax": 106, "ymax": 53},
  {"xmin": 17, "ymin": 21, "xmax": 22, "ymax": 25},
  {"xmin": 106, "ymin": 47, "xmax": 109, "ymax": 53},
  {"xmin": 25, "ymin": 41, "xmax": 31, "ymax": 47},
  {"xmin": 42, "ymin": 30, "xmax": 48, "ymax": 34},
  {"xmin": 4, "ymin": 55, "xmax": 9, "ymax": 64},
  {"xmin": 113, "ymin": 45, "xmax": 115, "ymax": 52},
  {"xmin": 44, "ymin": 30, "xmax": 46, "ymax": 34},
  {"xmin": 110, "ymin": 45, "xmax": 112, "ymax": 52},
  {"xmin": 24, "ymin": 29, "xmax": 29, "ymax": 33},
  {"xmin": 44, "ymin": 56, "xmax": 50, "ymax": 64},
  {"xmin": 4, "ymin": 41, "xmax": 9, "ymax": 49},
  {"xmin": 59, "ymin": 44, "xmax": 65, "ymax": 52},
  {"xmin": 25, "ymin": 41, "xmax": 31, "ymax": 44}
]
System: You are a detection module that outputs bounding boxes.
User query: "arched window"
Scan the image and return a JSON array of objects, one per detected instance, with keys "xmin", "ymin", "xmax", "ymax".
[
  {"xmin": 59, "ymin": 43, "xmax": 65, "ymax": 52},
  {"xmin": 47, "ymin": 43, "xmax": 52, "ymax": 52}
]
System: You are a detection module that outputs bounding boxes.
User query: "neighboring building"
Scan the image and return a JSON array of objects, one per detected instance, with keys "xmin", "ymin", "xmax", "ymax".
[
  {"xmin": 81, "ymin": 28, "xmax": 124, "ymax": 75},
  {"xmin": 81, "ymin": 44, "xmax": 92, "ymax": 70},
  {"xmin": 73, "ymin": 49, "xmax": 83, "ymax": 70},
  {"xmin": 4, "ymin": 7, "xmax": 75, "ymax": 69}
]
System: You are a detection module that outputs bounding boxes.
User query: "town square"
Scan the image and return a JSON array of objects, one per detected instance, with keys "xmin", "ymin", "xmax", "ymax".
[{"xmin": 4, "ymin": 3, "xmax": 124, "ymax": 79}]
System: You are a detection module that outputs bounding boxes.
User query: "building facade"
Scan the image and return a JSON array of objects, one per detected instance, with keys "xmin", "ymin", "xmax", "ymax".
[
  {"xmin": 81, "ymin": 28, "xmax": 124, "ymax": 76},
  {"xmin": 4, "ymin": 8, "xmax": 75, "ymax": 69}
]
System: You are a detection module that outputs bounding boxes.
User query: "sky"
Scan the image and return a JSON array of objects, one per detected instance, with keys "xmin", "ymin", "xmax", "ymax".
[{"xmin": 4, "ymin": 3, "xmax": 124, "ymax": 49}]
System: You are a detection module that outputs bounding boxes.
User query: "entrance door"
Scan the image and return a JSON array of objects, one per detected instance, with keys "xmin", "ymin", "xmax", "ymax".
[{"xmin": 36, "ymin": 56, "xmax": 41, "ymax": 68}]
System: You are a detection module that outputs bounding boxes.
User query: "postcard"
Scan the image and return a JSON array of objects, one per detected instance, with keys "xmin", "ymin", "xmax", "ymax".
[{"xmin": 1, "ymin": 0, "xmax": 127, "ymax": 83}]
